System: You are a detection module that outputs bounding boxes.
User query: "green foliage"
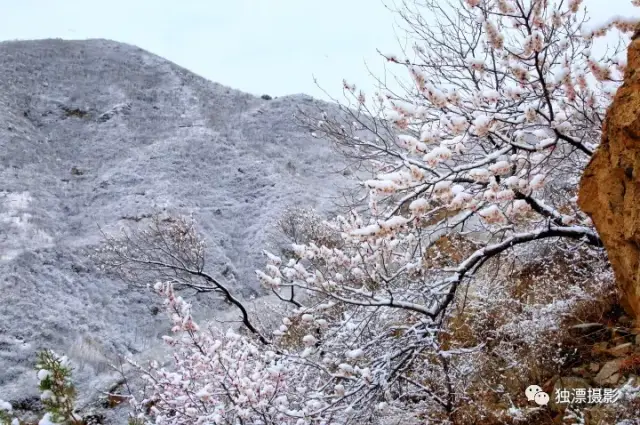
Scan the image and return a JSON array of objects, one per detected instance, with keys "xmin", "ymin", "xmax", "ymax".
[
  {"xmin": 35, "ymin": 350, "xmax": 82, "ymax": 425},
  {"xmin": 0, "ymin": 350, "xmax": 83, "ymax": 425},
  {"xmin": 0, "ymin": 407, "xmax": 14, "ymax": 425}
]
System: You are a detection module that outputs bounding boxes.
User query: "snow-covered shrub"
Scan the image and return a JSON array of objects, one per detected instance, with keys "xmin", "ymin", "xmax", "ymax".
[
  {"xmin": 438, "ymin": 241, "xmax": 614, "ymax": 422},
  {"xmin": 0, "ymin": 350, "xmax": 83, "ymax": 425},
  {"xmin": 276, "ymin": 206, "xmax": 342, "ymax": 249}
]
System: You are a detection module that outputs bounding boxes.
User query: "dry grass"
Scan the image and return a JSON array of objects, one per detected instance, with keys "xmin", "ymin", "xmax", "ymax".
[
  {"xmin": 620, "ymin": 353, "xmax": 640, "ymax": 375},
  {"xmin": 423, "ymin": 234, "xmax": 479, "ymax": 269},
  {"xmin": 434, "ymin": 239, "xmax": 623, "ymax": 424}
]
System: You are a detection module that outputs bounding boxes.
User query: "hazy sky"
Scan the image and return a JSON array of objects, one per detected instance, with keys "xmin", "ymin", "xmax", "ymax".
[{"xmin": 1, "ymin": 1, "xmax": 637, "ymax": 101}]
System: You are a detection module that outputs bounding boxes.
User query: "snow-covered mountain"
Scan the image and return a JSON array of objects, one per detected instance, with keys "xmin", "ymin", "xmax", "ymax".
[{"xmin": 0, "ymin": 38, "xmax": 353, "ymax": 409}]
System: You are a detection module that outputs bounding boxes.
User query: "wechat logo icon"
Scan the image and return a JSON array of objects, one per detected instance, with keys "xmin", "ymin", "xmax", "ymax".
[{"xmin": 526, "ymin": 385, "xmax": 549, "ymax": 406}]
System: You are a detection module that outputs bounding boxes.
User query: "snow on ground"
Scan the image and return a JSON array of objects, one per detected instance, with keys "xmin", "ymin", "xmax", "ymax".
[{"xmin": 0, "ymin": 39, "xmax": 354, "ymax": 409}]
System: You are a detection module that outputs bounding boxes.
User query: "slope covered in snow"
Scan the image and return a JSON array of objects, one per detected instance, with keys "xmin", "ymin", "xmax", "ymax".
[{"xmin": 0, "ymin": 39, "xmax": 354, "ymax": 406}]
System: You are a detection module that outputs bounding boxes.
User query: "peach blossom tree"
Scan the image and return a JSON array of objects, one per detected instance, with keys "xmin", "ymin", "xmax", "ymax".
[
  {"xmin": 101, "ymin": 1, "xmax": 640, "ymax": 424},
  {"xmin": 254, "ymin": 0, "xmax": 640, "ymax": 422}
]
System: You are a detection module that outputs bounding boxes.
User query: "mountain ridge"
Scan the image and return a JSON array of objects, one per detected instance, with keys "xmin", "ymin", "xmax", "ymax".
[{"xmin": 0, "ymin": 38, "xmax": 353, "ymax": 410}]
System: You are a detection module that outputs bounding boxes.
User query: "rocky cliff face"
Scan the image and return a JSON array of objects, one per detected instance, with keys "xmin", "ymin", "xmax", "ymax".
[{"xmin": 579, "ymin": 33, "xmax": 640, "ymax": 323}]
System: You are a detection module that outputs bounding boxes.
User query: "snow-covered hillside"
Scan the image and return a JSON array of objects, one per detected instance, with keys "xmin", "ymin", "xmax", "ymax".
[{"xmin": 0, "ymin": 39, "xmax": 353, "ymax": 407}]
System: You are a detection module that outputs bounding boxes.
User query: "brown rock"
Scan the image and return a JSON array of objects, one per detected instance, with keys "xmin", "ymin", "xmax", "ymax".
[
  {"xmin": 589, "ymin": 362, "xmax": 600, "ymax": 372},
  {"xmin": 592, "ymin": 341, "xmax": 609, "ymax": 355},
  {"xmin": 571, "ymin": 366, "xmax": 589, "ymax": 377},
  {"xmin": 554, "ymin": 376, "xmax": 590, "ymax": 390},
  {"xmin": 620, "ymin": 315, "xmax": 633, "ymax": 326},
  {"xmin": 607, "ymin": 373, "xmax": 621, "ymax": 385},
  {"xmin": 609, "ymin": 342, "xmax": 633, "ymax": 356},
  {"xmin": 593, "ymin": 359, "xmax": 624, "ymax": 386},
  {"xmin": 585, "ymin": 406, "xmax": 617, "ymax": 424},
  {"xmin": 579, "ymin": 33, "xmax": 640, "ymax": 322}
]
